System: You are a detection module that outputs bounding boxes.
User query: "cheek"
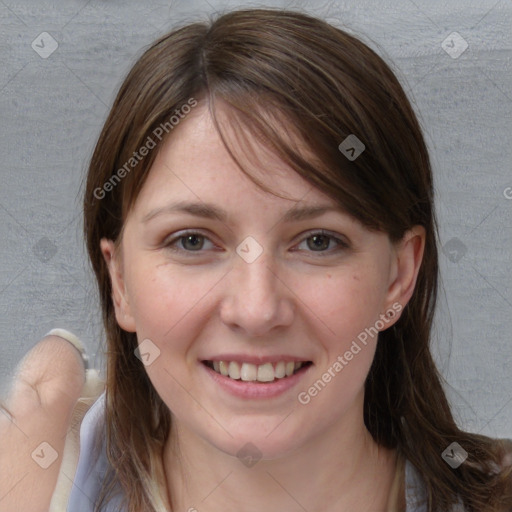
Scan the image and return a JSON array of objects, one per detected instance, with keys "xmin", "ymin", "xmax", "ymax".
[
  {"xmin": 292, "ymin": 263, "xmax": 389, "ymax": 404},
  {"xmin": 124, "ymin": 260, "xmax": 229, "ymax": 408},
  {"xmin": 125, "ymin": 262, "xmax": 219, "ymax": 413},
  {"xmin": 126, "ymin": 261, "xmax": 219, "ymax": 341},
  {"xmin": 299, "ymin": 264, "xmax": 389, "ymax": 345}
]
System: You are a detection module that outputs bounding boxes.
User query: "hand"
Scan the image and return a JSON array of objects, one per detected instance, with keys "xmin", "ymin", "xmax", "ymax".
[{"xmin": 0, "ymin": 334, "xmax": 86, "ymax": 512}]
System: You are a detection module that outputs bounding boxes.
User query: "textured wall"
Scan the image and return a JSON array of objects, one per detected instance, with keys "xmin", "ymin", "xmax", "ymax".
[{"xmin": 0, "ymin": 0, "xmax": 510, "ymax": 438}]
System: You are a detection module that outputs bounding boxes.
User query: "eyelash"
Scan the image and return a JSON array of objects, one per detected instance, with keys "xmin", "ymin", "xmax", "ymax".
[{"xmin": 163, "ymin": 229, "xmax": 349, "ymax": 257}]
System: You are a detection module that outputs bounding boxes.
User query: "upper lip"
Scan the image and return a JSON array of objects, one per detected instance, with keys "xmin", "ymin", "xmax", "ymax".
[{"xmin": 201, "ymin": 354, "xmax": 312, "ymax": 365}]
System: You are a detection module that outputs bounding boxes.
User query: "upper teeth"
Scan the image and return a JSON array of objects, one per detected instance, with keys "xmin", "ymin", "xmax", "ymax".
[{"xmin": 211, "ymin": 361, "xmax": 305, "ymax": 382}]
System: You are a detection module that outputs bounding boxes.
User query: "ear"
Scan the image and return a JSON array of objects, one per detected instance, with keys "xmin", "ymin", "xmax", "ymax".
[
  {"xmin": 383, "ymin": 226, "xmax": 426, "ymax": 325},
  {"xmin": 100, "ymin": 238, "xmax": 136, "ymax": 332}
]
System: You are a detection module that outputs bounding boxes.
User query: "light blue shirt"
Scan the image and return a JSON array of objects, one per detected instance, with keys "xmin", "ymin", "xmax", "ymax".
[{"xmin": 67, "ymin": 393, "xmax": 458, "ymax": 512}]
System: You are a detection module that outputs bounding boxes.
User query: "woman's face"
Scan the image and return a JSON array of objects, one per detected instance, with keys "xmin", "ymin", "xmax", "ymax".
[{"xmin": 101, "ymin": 103, "xmax": 423, "ymax": 459}]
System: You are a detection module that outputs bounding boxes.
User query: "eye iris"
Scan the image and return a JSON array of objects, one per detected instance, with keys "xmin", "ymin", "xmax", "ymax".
[
  {"xmin": 182, "ymin": 234, "xmax": 204, "ymax": 250},
  {"xmin": 308, "ymin": 234, "xmax": 330, "ymax": 251}
]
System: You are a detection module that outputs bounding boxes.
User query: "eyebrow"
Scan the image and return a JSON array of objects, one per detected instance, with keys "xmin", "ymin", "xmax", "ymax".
[{"xmin": 141, "ymin": 200, "xmax": 344, "ymax": 224}]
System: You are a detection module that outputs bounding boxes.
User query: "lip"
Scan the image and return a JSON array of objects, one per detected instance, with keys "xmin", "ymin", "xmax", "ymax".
[{"xmin": 199, "ymin": 360, "xmax": 313, "ymax": 399}]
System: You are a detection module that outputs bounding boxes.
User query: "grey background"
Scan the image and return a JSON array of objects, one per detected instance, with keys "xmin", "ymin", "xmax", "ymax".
[{"xmin": 0, "ymin": 0, "xmax": 510, "ymax": 438}]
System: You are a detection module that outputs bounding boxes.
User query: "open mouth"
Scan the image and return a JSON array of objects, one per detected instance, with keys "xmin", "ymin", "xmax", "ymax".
[{"xmin": 202, "ymin": 360, "xmax": 313, "ymax": 383}]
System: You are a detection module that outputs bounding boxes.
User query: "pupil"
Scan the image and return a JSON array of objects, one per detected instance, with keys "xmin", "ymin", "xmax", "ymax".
[
  {"xmin": 308, "ymin": 235, "xmax": 329, "ymax": 251},
  {"xmin": 183, "ymin": 235, "xmax": 203, "ymax": 250}
]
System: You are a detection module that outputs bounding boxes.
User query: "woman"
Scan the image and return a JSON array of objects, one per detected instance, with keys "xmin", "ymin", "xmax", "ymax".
[{"xmin": 1, "ymin": 8, "xmax": 511, "ymax": 512}]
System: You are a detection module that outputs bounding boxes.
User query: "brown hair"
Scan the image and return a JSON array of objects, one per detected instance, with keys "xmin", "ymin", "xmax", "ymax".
[{"xmin": 83, "ymin": 8, "xmax": 512, "ymax": 512}]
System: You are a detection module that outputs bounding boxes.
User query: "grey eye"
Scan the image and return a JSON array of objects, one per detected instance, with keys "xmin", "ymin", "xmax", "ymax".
[
  {"xmin": 306, "ymin": 234, "xmax": 334, "ymax": 251},
  {"xmin": 180, "ymin": 234, "xmax": 205, "ymax": 251}
]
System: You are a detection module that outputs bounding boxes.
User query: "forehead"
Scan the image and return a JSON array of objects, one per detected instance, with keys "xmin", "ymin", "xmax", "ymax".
[{"xmin": 130, "ymin": 102, "xmax": 337, "ymax": 216}]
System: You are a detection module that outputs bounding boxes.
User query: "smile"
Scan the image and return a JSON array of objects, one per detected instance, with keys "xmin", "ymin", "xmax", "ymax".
[{"xmin": 203, "ymin": 360, "xmax": 312, "ymax": 383}]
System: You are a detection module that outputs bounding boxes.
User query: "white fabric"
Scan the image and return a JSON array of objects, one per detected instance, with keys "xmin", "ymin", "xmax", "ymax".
[{"xmin": 66, "ymin": 392, "xmax": 124, "ymax": 512}]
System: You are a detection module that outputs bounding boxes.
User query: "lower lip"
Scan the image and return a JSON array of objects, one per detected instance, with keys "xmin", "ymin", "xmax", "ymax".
[{"xmin": 200, "ymin": 362, "xmax": 312, "ymax": 399}]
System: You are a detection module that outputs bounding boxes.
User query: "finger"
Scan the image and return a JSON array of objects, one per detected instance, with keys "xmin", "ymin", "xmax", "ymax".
[{"xmin": 0, "ymin": 335, "xmax": 86, "ymax": 512}]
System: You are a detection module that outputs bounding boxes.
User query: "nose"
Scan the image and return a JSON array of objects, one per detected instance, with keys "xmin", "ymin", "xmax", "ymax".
[{"xmin": 219, "ymin": 252, "xmax": 295, "ymax": 337}]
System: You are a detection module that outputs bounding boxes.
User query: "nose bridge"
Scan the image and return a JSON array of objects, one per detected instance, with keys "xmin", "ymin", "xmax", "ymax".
[
  {"xmin": 242, "ymin": 254, "xmax": 277, "ymax": 307},
  {"xmin": 220, "ymin": 249, "xmax": 293, "ymax": 336}
]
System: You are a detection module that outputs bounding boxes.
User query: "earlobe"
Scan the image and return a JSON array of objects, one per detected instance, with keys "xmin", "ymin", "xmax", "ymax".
[
  {"xmin": 99, "ymin": 238, "xmax": 137, "ymax": 332},
  {"xmin": 384, "ymin": 226, "xmax": 426, "ymax": 323}
]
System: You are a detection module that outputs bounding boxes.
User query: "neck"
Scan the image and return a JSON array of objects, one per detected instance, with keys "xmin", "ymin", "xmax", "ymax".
[{"xmin": 162, "ymin": 398, "xmax": 397, "ymax": 511}]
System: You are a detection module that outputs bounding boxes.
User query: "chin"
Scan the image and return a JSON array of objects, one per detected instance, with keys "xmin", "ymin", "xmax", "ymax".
[{"xmin": 203, "ymin": 423, "xmax": 309, "ymax": 463}]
